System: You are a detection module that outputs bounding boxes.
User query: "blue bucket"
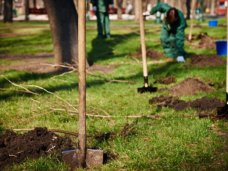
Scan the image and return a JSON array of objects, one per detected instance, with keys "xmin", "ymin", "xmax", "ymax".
[
  {"xmin": 215, "ymin": 40, "xmax": 227, "ymax": 56},
  {"xmin": 208, "ymin": 20, "xmax": 218, "ymax": 27}
]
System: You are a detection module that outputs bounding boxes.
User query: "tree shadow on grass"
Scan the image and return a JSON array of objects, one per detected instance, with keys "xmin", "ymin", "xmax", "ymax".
[
  {"xmin": 0, "ymin": 61, "xmax": 187, "ymax": 101},
  {"xmin": 0, "ymin": 69, "xmax": 70, "ymax": 89},
  {"xmin": 87, "ymin": 33, "xmax": 138, "ymax": 65}
]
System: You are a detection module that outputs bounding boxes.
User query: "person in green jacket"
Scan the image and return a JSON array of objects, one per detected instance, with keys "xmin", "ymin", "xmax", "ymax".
[
  {"xmin": 91, "ymin": 0, "xmax": 113, "ymax": 39},
  {"xmin": 150, "ymin": 3, "xmax": 187, "ymax": 61}
]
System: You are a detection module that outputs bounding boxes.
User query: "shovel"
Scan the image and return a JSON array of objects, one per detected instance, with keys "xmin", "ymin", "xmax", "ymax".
[
  {"xmin": 62, "ymin": 0, "xmax": 103, "ymax": 169},
  {"xmin": 217, "ymin": 5, "xmax": 228, "ymax": 118},
  {"xmin": 137, "ymin": 0, "xmax": 157, "ymax": 93}
]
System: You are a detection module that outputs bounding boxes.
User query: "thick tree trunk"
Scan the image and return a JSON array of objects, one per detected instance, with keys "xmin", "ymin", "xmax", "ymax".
[
  {"xmin": 3, "ymin": 0, "xmax": 13, "ymax": 23},
  {"xmin": 43, "ymin": 0, "xmax": 78, "ymax": 67}
]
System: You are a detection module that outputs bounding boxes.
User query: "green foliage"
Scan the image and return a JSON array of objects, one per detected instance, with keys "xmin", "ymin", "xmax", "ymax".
[{"xmin": 0, "ymin": 19, "xmax": 227, "ymax": 170}]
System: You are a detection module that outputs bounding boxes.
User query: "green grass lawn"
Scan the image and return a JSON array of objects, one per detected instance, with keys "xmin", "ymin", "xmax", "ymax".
[{"xmin": 0, "ymin": 19, "xmax": 228, "ymax": 170}]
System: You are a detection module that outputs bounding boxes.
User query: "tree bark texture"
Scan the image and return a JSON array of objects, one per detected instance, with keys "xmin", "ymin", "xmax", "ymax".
[
  {"xmin": 3, "ymin": 0, "xmax": 13, "ymax": 23},
  {"xmin": 25, "ymin": 0, "xmax": 29, "ymax": 21},
  {"xmin": 117, "ymin": 0, "xmax": 123, "ymax": 20},
  {"xmin": 43, "ymin": 0, "xmax": 78, "ymax": 66}
]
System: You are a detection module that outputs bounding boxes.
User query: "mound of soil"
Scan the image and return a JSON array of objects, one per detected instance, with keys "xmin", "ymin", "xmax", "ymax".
[
  {"xmin": 130, "ymin": 49, "xmax": 164, "ymax": 60},
  {"xmin": 156, "ymin": 76, "xmax": 176, "ymax": 85},
  {"xmin": 190, "ymin": 55, "xmax": 225, "ymax": 67},
  {"xmin": 187, "ymin": 32, "xmax": 216, "ymax": 49},
  {"xmin": 0, "ymin": 127, "xmax": 74, "ymax": 169},
  {"xmin": 170, "ymin": 77, "xmax": 213, "ymax": 96},
  {"xmin": 149, "ymin": 96, "xmax": 224, "ymax": 112}
]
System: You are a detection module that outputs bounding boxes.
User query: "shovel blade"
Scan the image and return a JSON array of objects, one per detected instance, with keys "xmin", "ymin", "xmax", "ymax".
[{"xmin": 138, "ymin": 86, "xmax": 158, "ymax": 93}]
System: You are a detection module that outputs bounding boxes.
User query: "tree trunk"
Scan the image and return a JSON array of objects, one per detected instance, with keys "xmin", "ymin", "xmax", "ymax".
[
  {"xmin": 25, "ymin": 0, "xmax": 29, "ymax": 21},
  {"xmin": 3, "ymin": 0, "xmax": 13, "ymax": 23},
  {"xmin": 43, "ymin": 0, "xmax": 78, "ymax": 67},
  {"xmin": 177, "ymin": 0, "xmax": 184, "ymax": 11},
  {"xmin": 210, "ymin": 0, "xmax": 215, "ymax": 16},
  {"xmin": 188, "ymin": 0, "xmax": 196, "ymax": 41},
  {"xmin": 117, "ymin": 0, "xmax": 123, "ymax": 20},
  {"xmin": 134, "ymin": 0, "xmax": 140, "ymax": 21}
]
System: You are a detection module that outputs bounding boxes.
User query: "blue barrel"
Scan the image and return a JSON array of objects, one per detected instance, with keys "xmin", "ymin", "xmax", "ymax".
[
  {"xmin": 216, "ymin": 40, "xmax": 227, "ymax": 56},
  {"xmin": 208, "ymin": 20, "xmax": 218, "ymax": 27}
]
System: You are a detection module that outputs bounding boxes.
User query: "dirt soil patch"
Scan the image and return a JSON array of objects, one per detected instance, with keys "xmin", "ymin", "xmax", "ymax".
[
  {"xmin": 130, "ymin": 48, "xmax": 164, "ymax": 60},
  {"xmin": 149, "ymin": 96, "xmax": 225, "ymax": 115},
  {"xmin": 88, "ymin": 64, "xmax": 116, "ymax": 74},
  {"xmin": 0, "ymin": 127, "xmax": 74, "ymax": 169},
  {"xmin": 187, "ymin": 32, "xmax": 216, "ymax": 49},
  {"xmin": 170, "ymin": 77, "xmax": 213, "ymax": 96},
  {"xmin": 149, "ymin": 95, "xmax": 189, "ymax": 111},
  {"xmin": 0, "ymin": 54, "xmax": 117, "ymax": 74},
  {"xmin": 190, "ymin": 55, "xmax": 225, "ymax": 67},
  {"xmin": 155, "ymin": 76, "xmax": 176, "ymax": 85},
  {"xmin": 217, "ymin": 105, "xmax": 228, "ymax": 119}
]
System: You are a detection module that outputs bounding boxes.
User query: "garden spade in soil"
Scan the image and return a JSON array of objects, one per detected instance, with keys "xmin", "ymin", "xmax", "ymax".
[
  {"xmin": 217, "ymin": 5, "xmax": 228, "ymax": 117},
  {"xmin": 137, "ymin": 0, "xmax": 157, "ymax": 93},
  {"xmin": 62, "ymin": 0, "xmax": 103, "ymax": 169}
]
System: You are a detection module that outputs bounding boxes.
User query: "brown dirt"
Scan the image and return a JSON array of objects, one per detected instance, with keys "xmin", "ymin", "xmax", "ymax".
[
  {"xmin": 170, "ymin": 77, "xmax": 213, "ymax": 96},
  {"xmin": 149, "ymin": 96, "xmax": 225, "ymax": 113},
  {"xmin": 130, "ymin": 48, "xmax": 164, "ymax": 60},
  {"xmin": 0, "ymin": 54, "xmax": 116, "ymax": 74},
  {"xmin": 187, "ymin": 32, "xmax": 216, "ymax": 49},
  {"xmin": 0, "ymin": 54, "xmax": 57, "ymax": 74},
  {"xmin": 149, "ymin": 95, "xmax": 189, "ymax": 111},
  {"xmin": 155, "ymin": 76, "xmax": 176, "ymax": 85},
  {"xmin": 217, "ymin": 105, "xmax": 228, "ymax": 119},
  {"xmin": 0, "ymin": 127, "xmax": 74, "ymax": 169},
  {"xmin": 190, "ymin": 55, "xmax": 225, "ymax": 67},
  {"xmin": 88, "ymin": 64, "xmax": 116, "ymax": 74}
]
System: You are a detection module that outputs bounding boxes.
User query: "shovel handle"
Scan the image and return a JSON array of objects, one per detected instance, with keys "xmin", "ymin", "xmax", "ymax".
[{"xmin": 139, "ymin": 0, "xmax": 148, "ymax": 81}]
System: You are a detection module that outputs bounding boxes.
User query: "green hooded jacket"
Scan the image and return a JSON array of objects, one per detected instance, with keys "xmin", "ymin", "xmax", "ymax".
[{"xmin": 150, "ymin": 3, "xmax": 187, "ymax": 57}]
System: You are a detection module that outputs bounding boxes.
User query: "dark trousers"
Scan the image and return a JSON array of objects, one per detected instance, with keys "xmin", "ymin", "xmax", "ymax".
[{"xmin": 96, "ymin": 11, "xmax": 110, "ymax": 38}]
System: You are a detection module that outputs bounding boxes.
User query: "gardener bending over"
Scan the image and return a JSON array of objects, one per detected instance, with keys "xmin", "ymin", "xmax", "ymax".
[{"xmin": 150, "ymin": 3, "xmax": 187, "ymax": 62}]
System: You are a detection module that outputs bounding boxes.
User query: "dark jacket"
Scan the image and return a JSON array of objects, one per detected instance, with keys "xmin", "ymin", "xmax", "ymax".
[{"xmin": 91, "ymin": 0, "xmax": 113, "ymax": 12}]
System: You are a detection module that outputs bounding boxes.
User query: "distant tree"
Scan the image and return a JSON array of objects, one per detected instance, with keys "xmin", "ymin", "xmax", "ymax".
[
  {"xmin": 3, "ymin": 0, "xmax": 13, "ymax": 22},
  {"xmin": 24, "ymin": 0, "xmax": 29, "ymax": 21},
  {"xmin": 43, "ymin": 0, "xmax": 79, "ymax": 68},
  {"xmin": 117, "ymin": 0, "xmax": 123, "ymax": 20},
  {"xmin": 210, "ymin": 0, "xmax": 216, "ymax": 16}
]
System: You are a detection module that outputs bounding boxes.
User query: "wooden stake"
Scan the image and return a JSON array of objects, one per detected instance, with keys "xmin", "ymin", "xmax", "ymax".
[
  {"xmin": 139, "ymin": 0, "xmax": 148, "ymax": 87},
  {"xmin": 78, "ymin": 0, "xmax": 86, "ymax": 167},
  {"xmin": 188, "ymin": 0, "xmax": 196, "ymax": 41}
]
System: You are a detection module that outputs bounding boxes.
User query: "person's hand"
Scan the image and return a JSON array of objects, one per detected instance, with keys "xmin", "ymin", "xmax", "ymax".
[
  {"xmin": 176, "ymin": 56, "xmax": 185, "ymax": 62},
  {"xmin": 93, "ymin": 6, "xmax": 97, "ymax": 12},
  {"xmin": 143, "ymin": 11, "xmax": 150, "ymax": 16}
]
